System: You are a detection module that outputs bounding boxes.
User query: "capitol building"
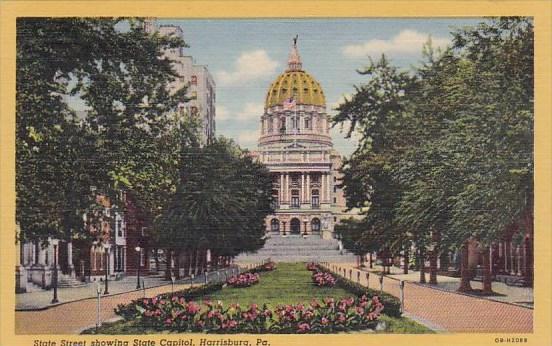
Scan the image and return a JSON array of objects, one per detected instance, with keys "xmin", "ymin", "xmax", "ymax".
[{"xmin": 256, "ymin": 38, "xmax": 350, "ymax": 240}]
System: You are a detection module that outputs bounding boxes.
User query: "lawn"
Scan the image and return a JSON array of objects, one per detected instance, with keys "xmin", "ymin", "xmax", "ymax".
[
  {"xmin": 206, "ymin": 263, "xmax": 352, "ymax": 308},
  {"xmin": 85, "ymin": 263, "xmax": 434, "ymax": 334}
]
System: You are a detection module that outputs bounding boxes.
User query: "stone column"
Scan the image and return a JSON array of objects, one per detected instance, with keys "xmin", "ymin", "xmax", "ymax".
[
  {"xmin": 280, "ymin": 173, "xmax": 284, "ymax": 204},
  {"xmin": 67, "ymin": 241, "xmax": 75, "ymax": 277},
  {"xmin": 306, "ymin": 173, "xmax": 311, "ymax": 204},
  {"xmin": 327, "ymin": 172, "xmax": 332, "ymax": 203},
  {"xmin": 320, "ymin": 173, "xmax": 325, "ymax": 203},
  {"xmin": 284, "ymin": 173, "xmax": 289, "ymax": 203},
  {"xmin": 301, "ymin": 173, "xmax": 305, "ymax": 203}
]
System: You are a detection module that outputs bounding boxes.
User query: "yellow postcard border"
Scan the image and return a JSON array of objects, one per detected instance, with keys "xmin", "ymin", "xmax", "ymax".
[{"xmin": 1, "ymin": 1, "xmax": 551, "ymax": 346}]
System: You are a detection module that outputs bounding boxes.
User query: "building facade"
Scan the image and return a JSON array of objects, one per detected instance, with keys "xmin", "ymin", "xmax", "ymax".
[
  {"xmin": 257, "ymin": 39, "xmax": 349, "ymax": 239},
  {"xmin": 148, "ymin": 22, "xmax": 216, "ymax": 145}
]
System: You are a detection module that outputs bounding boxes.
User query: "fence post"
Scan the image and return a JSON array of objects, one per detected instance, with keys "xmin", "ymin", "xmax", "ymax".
[
  {"xmin": 216, "ymin": 271, "xmax": 220, "ymax": 283},
  {"xmin": 399, "ymin": 280, "xmax": 405, "ymax": 313},
  {"xmin": 357, "ymin": 271, "xmax": 360, "ymax": 284},
  {"xmin": 366, "ymin": 273, "xmax": 370, "ymax": 289},
  {"xmin": 349, "ymin": 269, "xmax": 352, "ymax": 280},
  {"xmin": 204, "ymin": 271, "xmax": 208, "ymax": 285},
  {"xmin": 191, "ymin": 273, "xmax": 195, "ymax": 288},
  {"xmin": 170, "ymin": 274, "xmax": 175, "ymax": 293},
  {"xmin": 142, "ymin": 279, "xmax": 146, "ymax": 298},
  {"xmin": 379, "ymin": 273, "xmax": 384, "ymax": 295},
  {"xmin": 95, "ymin": 282, "xmax": 101, "ymax": 331}
]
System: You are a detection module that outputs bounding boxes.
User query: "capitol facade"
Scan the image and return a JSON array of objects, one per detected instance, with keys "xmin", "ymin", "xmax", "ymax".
[{"xmin": 256, "ymin": 39, "xmax": 350, "ymax": 239}]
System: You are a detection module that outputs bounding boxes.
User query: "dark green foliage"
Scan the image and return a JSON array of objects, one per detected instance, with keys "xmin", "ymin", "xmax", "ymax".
[
  {"xmin": 332, "ymin": 17, "xmax": 534, "ymax": 270},
  {"xmin": 16, "ymin": 18, "xmax": 190, "ymax": 242}
]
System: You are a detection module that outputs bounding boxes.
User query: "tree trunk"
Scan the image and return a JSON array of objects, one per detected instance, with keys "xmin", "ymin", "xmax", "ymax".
[
  {"xmin": 429, "ymin": 231, "xmax": 440, "ymax": 284},
  {"xmin": 482, "ymin": 246, "xmax": 493, "ymax": 294},
  {"xmin": 174, "ymin": 250, "xmax": 181, "ymax": 279},
  {"xmin": 165, "ymin": 249, "xmax": 172, "ymax": 280},
  {"xmin": 419, "ymin": 248, "xmax": 426, "ymax": 284},
  {"xmin": 154, "ymin": 248, "xmax": 159, "ymax": 272},
  {"xmin": 458, "ymin": 240, "xmax": 473, "ymax": 292},
  {"xmin": 439, "ymin": 251, "xmax": 449, "ymax": 271},
  {"xmin": 403, "ymin": 247, "xmax": 409, "ymax": 274}
]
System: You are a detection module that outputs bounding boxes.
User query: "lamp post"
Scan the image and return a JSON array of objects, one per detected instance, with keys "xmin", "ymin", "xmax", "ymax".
[
  {"xmin": 135, "ymin": 246, "xmax": 141, "ymax": 289},
  {"xmin": 282, "ymin": 221, "xmax": 287, "ymax": 237},
  {"xmin": 51, "ymin": 239, "xmax": 59, "ymax": 304},
  {"xmin": 302, "ymin": 216, "xmax": 308, "ymax": 237},
  {"xmin": 103, "ymin": 243, "xmax": 110, "ymax": 295}
]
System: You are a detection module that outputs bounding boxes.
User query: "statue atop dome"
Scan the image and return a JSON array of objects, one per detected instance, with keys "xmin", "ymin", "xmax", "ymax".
[{"xmin": 287, "ymin": 35, "xmax": 302, "ymax": 71}]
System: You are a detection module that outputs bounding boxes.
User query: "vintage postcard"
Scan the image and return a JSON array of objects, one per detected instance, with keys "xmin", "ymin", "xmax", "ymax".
[{"xmin": 1, "ymin": 1, "xmax": 551, "ymax": 346}]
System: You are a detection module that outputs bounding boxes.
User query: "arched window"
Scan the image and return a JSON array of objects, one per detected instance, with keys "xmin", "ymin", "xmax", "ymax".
[
  {"xmin": 311, "ymin": 218, "xmax": 321, "ymax": 234},
  {"xmin": 270, "ymin": 219, "xmax": 280, "ymax": 233},
  {"xmin": 290, "ymin": 218, "xmax": 301, "ymax": 234}
]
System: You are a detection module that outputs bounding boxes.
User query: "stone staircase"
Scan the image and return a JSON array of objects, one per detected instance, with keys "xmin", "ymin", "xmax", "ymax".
[
  {"xmin": 57, "ymin": 275, "xmax": 88, "ymax": 288},
  {"xmin": 235, "ymin": 235, "xmax": 356, "ymax": 263}
]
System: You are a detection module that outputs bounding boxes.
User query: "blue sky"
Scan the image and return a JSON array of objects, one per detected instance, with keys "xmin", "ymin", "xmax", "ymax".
[{"xmin": 162, "ymin": 19, "xmax": 483, "ymax": 155}]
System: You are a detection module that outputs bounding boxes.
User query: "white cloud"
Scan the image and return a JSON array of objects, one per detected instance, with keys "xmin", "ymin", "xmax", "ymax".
[
  {"xmin": 216, "ymin": 50, "xmax": 279, "ymax": 86},
  {"xmin": 216, "ymin": 105, "xmax": 230, "ymax": 121},
  {"xmin": 217, "ymin": 102, "xmax": 264, "ymax": 122},
  {"xmin": 236, "ymin": 129, "xmax": 260, "ymax": 148},
  {"xmin": 342, "ymin": 30, "xmax": 450, "ymax": 59},
  {"xmin": 236, "ymin": 102, "xmax": 264, "ymax": 121}
]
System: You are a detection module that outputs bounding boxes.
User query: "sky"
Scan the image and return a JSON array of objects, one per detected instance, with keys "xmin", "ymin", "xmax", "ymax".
[{"xmin": 82, "ymin": 18, "xmax": 481, "ymax": 156}]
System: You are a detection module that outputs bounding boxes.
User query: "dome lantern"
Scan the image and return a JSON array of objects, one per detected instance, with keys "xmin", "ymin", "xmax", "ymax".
[{"xmin": 287, "ymin": 35, "xmax": 302, "ymax": 72}]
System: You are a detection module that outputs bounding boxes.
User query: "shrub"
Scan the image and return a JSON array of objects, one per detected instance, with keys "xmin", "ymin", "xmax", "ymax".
[
  {"xmin": 312, "ymin": 271, "xmax": 337, "ymax": 287},
  {"xmin": 227, "ymin": 272, "xmax": 259, "ymax": 288},
  {"xmin": 306, "ymin": 262, "xmax": 318, "ymax": 271},
  {"xmin": 116, "ymin": 295, "xmax": 384, "ymax": 333},
  {"xmin": 315, "ymin": 265, "xmax": 402, "ymax": 318}
]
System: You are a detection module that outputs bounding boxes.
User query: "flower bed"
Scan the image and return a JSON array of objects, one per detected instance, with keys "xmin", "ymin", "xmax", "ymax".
[
  {"xmin": 312, "ymin": 271, "xmax": 337, "ymax": 287},
  {"xmin": 227, "ymin": 272, "xmax": 259, "ymax": 288},
  {"xmin": 115, "ymin": 295, "xmax": 384, "ymax": 333},
  {"xmin": 314, "ymin": 265, "xmax": 402, "ymax": 318},
  {"xmin": 250, "ymin": 261, "xmax": 276, "ymax": 273},
  {"xmin": 306, "ymin": 262, "xmax": 318, "ymax": 271}
]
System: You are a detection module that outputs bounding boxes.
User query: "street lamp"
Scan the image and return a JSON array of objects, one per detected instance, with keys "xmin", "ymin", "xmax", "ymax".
[
  {"xmin": 103, "ymin": 243, "xmax": 110, "ymax": 295},
  {"xmin": 282, "ymin": 221, "xmax": 287, "ymax": 237},
  {"xmin": 135, "ymin": 246, "xmax": 142, "ymax": 289},
  {"xmin": 302, "ymin": 216, "xmax": 308, "ymax": 237},
  {"xmin": 51, "ymin": 239, "xmax": 59, "ymax": 304}
]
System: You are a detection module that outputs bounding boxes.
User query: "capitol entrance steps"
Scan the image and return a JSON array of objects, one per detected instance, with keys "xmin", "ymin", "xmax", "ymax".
[{"xmin": 235, "ymin": 235, "xmax": 356, "ymax": 263}]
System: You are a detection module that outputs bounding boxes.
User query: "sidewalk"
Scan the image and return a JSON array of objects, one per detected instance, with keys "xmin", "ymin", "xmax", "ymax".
[
  {"xmin": 16, "ymin": 267, "xmax": 239, "ymax": 310},
  {"xmin": 364, "ymin": 264, "xmax": 533, "ymax": 308},
  {"xmin": 328, "ymin": 263, "xmax": 533, "ymax": 333}
]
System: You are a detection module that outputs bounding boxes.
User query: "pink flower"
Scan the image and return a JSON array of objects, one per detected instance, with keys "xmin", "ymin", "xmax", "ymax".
[
  {"xmin": 297, "ymin": 322, "xmax": 311, "ymax": 333},
  {"xmin": 186, "ymin": 302, "xmax": 201, "ymax": 314},
  {"xmin": 321, "ymin": 317, "xmax": 329, "ymax": 325}
]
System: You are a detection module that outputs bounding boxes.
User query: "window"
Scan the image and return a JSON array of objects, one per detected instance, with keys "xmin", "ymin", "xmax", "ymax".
[
  {"xmin": 141, "ymin": 227, "xmax": 147, "ymax": 237},
  {"xmin": 291, "ymin": 174, "xmax": 300, "ymax": 186},
  {"xmin": 291, "ymin": 190, "xmax": 300, "ymax": 208},
  {"xmin": 334, "ymin": 186, "xmax": 337, "ymax": 193},
  {"xmin": 311, "ymin": 189, "xmax": 320, "ymax": 208},
  {"xmin": 140, "ymin": 250, "xmax": 145, "ymax": 266},
  {"xmin": 305, "ymin": 118, "xmax": 310, "ymax": 129},
  {"xmin": 311, "ymin": 218, "xmax": 321, "ymax": 233},
  {"xmin": 333, "ymin": 197, "xmax": 337, "ymax": 204},
  {"xmin": 117, "ymin": 219, "xmax": 123, "ymax": 237},
  {"xmin": 191, "ymin": 75, "xmax": 197, "ymax": 85},
  {"xmin": 271, "ymin": 189, "xmax": 279, "ymax": 209},
  {"xmin": 271, "ymin": 219, "xmax": 280, "ymax": 233}
]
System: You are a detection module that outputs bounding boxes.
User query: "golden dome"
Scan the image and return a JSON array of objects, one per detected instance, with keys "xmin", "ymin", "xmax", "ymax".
[
  {"xmin": 265, "ymin": 37, "xmax": 326, "ymax": 108},
  {"xmin": 265, "ymin": 71, "xmax": 326, "ymax": 108}
]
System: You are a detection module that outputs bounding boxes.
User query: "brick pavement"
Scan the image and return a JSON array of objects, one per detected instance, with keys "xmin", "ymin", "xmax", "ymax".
[
  {"xmin": 326, "ymin": 263, "xmax": 533, "ymax": 333},
  {"xmin": 15, "ymin": 282, "xmax": 194, "ymax": 334}
]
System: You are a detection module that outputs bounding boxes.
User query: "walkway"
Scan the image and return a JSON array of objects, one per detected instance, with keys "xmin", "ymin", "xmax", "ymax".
[
  {"xmin": 326, "ymin": 263, "xmax": 533, "ymax": 333},
  {"xmin": 17, "ymin": 267, "xmax": 238, "ymax": 310},
  {"xmin": 15, "ymin": 267, "xmax": 238, "ymax": 334}
]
